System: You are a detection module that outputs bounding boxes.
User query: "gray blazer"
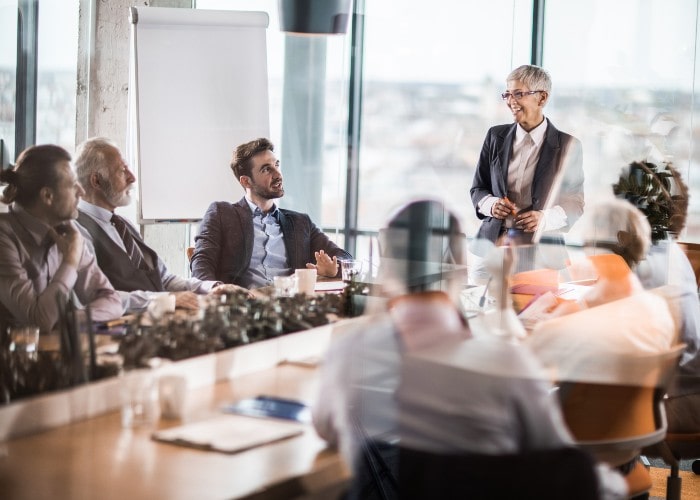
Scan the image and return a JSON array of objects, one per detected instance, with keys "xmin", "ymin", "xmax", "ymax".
[
  {"xmin": 470, "ymin": 119, "xmax": 584, "ymax": 243},
  {"xmin": 191, "ymin": 198, "xmax": 352, "ymax": 285}
]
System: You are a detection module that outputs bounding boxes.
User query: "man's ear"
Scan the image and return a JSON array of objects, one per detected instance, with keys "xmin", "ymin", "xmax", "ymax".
[
  {"xmin": 39, "ymin": 186, "xmax": 54, "ymax": 206},
  {"xmin": 239, "ymin": 175, "xmax": 251, "ymax": 190},
  {"xmin": 616, "ymin": 230, "xmax": 632, "ymax": 247},
  {"xmin": 539, "ymin": 91, "xmax": 549, "ymax": 107},
  {"xmin": 89, "ymin": 172, "xmax": 102, "ymax": 189}
]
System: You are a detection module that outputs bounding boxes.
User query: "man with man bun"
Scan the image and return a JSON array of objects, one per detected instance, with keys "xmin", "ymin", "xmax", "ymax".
[{"xmin": 0, "ymin": 144, "xmax": 122, "ymax": 334}]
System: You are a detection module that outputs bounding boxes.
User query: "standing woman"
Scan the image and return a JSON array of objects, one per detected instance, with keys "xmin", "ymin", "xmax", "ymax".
[{"xmin": 470, "ymin": 64, "xmax": 584, "ymax": 246}]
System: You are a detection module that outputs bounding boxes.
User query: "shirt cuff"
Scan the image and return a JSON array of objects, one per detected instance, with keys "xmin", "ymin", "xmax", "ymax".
[
  {"xmin": 541, "ymin": 206, "xmax": 567, "ymax": 231},
  {"xmin": 202, "ymin": 280, "xmax": 222, "ymax": 293},
  {"xmin": 478, "ymin": 195, "xmax": 499, "ymax": 217}
]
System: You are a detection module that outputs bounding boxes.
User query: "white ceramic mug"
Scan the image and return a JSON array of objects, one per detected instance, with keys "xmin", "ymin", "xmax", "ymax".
[{"xmin": 295, "ymin": 269, "xmax": 317, "ymax": 295}]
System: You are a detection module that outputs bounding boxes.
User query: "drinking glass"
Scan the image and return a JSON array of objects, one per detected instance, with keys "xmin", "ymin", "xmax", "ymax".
[
  {"xmin": 341, "ymin": 260, "xmax": 363, "ymax": 282},
  {"xmin": 9, "ymin": 326, "xmax": 40, "ymax": 362},
  {"xmin": 273, "ymin": 275, "xmax": 297, "ymax": 297}
]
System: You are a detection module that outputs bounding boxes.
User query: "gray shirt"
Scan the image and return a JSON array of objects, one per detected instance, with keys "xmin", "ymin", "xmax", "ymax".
[
  {"xmin": 0, "ymin": 205, "xmax": 123, "ymax": 333},
  {"xmin": 77, "ymin": 200, "xmax": 219, "ymax": 312}
]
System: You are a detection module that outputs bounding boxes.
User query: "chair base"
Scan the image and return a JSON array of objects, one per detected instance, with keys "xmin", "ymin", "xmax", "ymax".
[{"xmin": 666, "ymin": 473, "xmax": 682, "ymax": 500}]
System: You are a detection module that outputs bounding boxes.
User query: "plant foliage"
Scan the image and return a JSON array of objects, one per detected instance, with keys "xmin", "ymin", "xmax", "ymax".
[{"xmin": 612, "ymin": 161, "xmax": 689, "ymax": 243}]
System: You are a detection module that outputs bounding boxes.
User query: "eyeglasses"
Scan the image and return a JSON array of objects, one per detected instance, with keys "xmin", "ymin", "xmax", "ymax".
[{"xmin": 501, "ymin": 90, "xmax": 544, "ymax": 101}]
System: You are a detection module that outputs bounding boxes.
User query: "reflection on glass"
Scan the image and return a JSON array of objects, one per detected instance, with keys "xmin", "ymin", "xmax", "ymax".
[
  {"xmin": 359, "ymin": 0, "xmax": 532, "ymax": 239},
  {"xmin": 544, "ymin": 0, "xmax": 700, "ymax": 242}
]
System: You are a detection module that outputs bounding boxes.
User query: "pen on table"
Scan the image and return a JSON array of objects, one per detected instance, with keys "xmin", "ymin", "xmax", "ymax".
[{"xmin": 479, "ymin": 277, "xmax": 492, "ymax": 308}]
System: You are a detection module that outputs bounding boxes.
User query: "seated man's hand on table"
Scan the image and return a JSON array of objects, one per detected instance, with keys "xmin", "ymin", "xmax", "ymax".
[
  {"xmin": 172, "ymin": 291, "xmax": 200, "ymax": 311},
  {"xmin": 306, "ymin": 250, "xmax": 339, "ymax": 278},
  {"xmin": 210, "ymin": 283, "xmax": 257, "ymax": 299}
]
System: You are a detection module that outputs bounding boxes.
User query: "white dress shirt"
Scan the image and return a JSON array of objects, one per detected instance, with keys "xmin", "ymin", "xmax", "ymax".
[
  {"xmin": 478, "ymin": 119, "xmax": 567, "ymax": 232},
  {"xmin": 77, "ymin": 200, "xmax": 219, "ymax": 312}
]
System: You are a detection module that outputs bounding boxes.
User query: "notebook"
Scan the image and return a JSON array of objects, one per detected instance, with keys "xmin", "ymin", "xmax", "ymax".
[{"xmin": 152, "ymin": 414, "xmax": 304, "ymax": 454}]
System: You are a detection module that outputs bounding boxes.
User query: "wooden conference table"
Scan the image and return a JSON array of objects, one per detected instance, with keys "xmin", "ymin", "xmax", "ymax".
[{"xmin": 0, "ymin": 362, "xmax": 349, "ymax": 500}]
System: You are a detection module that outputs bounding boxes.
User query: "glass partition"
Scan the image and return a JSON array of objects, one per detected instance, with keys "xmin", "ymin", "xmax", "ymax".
[
  {"xmin": 544, "ymin": 0, "xmax": 700, "ymax": 242},
  {"xmin": 357, "ymin": 0, "xmax": 534, "ymax": 243}
]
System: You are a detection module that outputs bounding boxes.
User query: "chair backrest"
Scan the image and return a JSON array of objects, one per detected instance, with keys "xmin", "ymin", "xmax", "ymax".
[
  {"xmin": 559, "ymin": 383, "xmax": 659, "ymax": 441},
  {"xmin": 558, "ymin": 344, "xmax": 686, "ymax": 465},
  {"xmin": 398, "ymin": 446, "xmax": 600, "ymax": 500}
]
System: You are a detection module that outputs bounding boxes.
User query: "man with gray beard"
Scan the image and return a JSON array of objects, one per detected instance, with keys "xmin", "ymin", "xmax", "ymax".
[{"xmin": 73, "ymin": 138, "xmax": 241, "ymax": 314}]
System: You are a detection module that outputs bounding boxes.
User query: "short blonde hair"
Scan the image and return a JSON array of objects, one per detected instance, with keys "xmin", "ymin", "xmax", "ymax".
[{"xmin": 507, "ymin": 65, "xmax": 552, "ymax": 93}]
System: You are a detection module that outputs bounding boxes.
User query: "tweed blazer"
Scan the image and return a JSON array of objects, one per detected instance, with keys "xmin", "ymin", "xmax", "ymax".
[
  {"xmin": 470, "ymin": 119, "xmax": 584, "ymax": 243},
  {"xmin": 191, "ymin": 198, "xmax": 352, "ymax": 285}
]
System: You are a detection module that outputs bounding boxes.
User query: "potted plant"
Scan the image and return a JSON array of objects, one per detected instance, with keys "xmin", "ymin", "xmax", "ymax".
[{"xmin": 612, "ymin": 160, "xmax": 689, "ymax": 243}]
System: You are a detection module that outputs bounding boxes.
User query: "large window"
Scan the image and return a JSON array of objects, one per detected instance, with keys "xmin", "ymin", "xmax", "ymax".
[
  {"xmin": 35, "ymin": 0, "xmax": 79, "ymax": 149},
  {"xmin": 0, "ymin": 0, "xmax": 19, "ymax": 159},
  {"xmin": 357, "ymin": 0, "xmax": 534, "ymax": 253},
  {"xmin": 1, "ymin": 0, "xmax": 78, "ymax": 160},
  {"xmin": 544, "ymin": 0, "xmax": 700, "ymax": 242},
  {"xmin": 10, "ymin": 0, "xmax": 700, "ymax": 259}
]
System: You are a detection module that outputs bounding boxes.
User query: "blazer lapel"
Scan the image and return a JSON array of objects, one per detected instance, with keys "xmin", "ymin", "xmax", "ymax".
[
  {"xmin": 532, "ymin": 119, "xmax": 561, "ymax": 209},
  {"xmin": 278, "ymin": 210, "xmax": 297, "ymax": 268},
  {"xmin": 234, "ymin": 198, "xmax": 255, "ymax": 265},
  {"xmin": 497, "ymin": 125, "xmax": 517, "ymax": 194}
]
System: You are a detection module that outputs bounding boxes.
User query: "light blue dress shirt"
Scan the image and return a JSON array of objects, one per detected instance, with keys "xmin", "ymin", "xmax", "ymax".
[{"xmin": 240, "ymin": 197, "xmax": 291, "ymax": 289}]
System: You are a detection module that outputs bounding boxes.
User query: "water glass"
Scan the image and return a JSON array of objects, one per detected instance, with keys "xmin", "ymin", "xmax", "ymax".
[
  {"xmin": 159, "ymin": 374, "xmax": 187, "ymax": 420},
  {"xmin": 341, "ymin": 260, "xmax": 363, "ymax": 282},
  {"xmin": 120, "ymin": 368, "xmax": 158, "ymax": 428},
  {"xmin": 9, "ymin": 325, "xmax": 40, "ymax": 362},
  {"xmin": 273, "ymin": 275, "xmax": 297, "ymax": 297}
]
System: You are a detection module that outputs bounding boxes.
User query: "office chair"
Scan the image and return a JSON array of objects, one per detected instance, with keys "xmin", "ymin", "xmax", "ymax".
[
  {"xmin": 642, "ymin": 420, "xmax": 700, "ymax": 500},
  {"xmin": 558, "ymin": 345, "xmax": 686, "ymax": 499},
  {"xmin": 398, "ymin": 445, "xmax": 600, "ymax": 500}
]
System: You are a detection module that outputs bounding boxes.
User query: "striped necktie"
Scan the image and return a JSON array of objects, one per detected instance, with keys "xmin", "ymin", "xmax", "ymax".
[{"xmin": 110, "ymin": 213, "xmax": 149, "ymax": 270}]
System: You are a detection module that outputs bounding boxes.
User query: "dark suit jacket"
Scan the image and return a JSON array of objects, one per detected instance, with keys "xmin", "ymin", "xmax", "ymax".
[
  {"xmin": 469, "ymin": 119, "xmax": 584, "ymax": 243},
  {"xmin": 76, "ymin": 210, "xmax": 165, "ymax": 292},
  {"xmin": 191, "ymin": 198, "xmax": 352, "ymax": 286}
]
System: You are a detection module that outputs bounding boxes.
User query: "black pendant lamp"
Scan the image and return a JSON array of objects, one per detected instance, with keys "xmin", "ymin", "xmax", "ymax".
[{"xmin": 278, "ymin": 0, "xmax": 352, "ymax": 35}]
